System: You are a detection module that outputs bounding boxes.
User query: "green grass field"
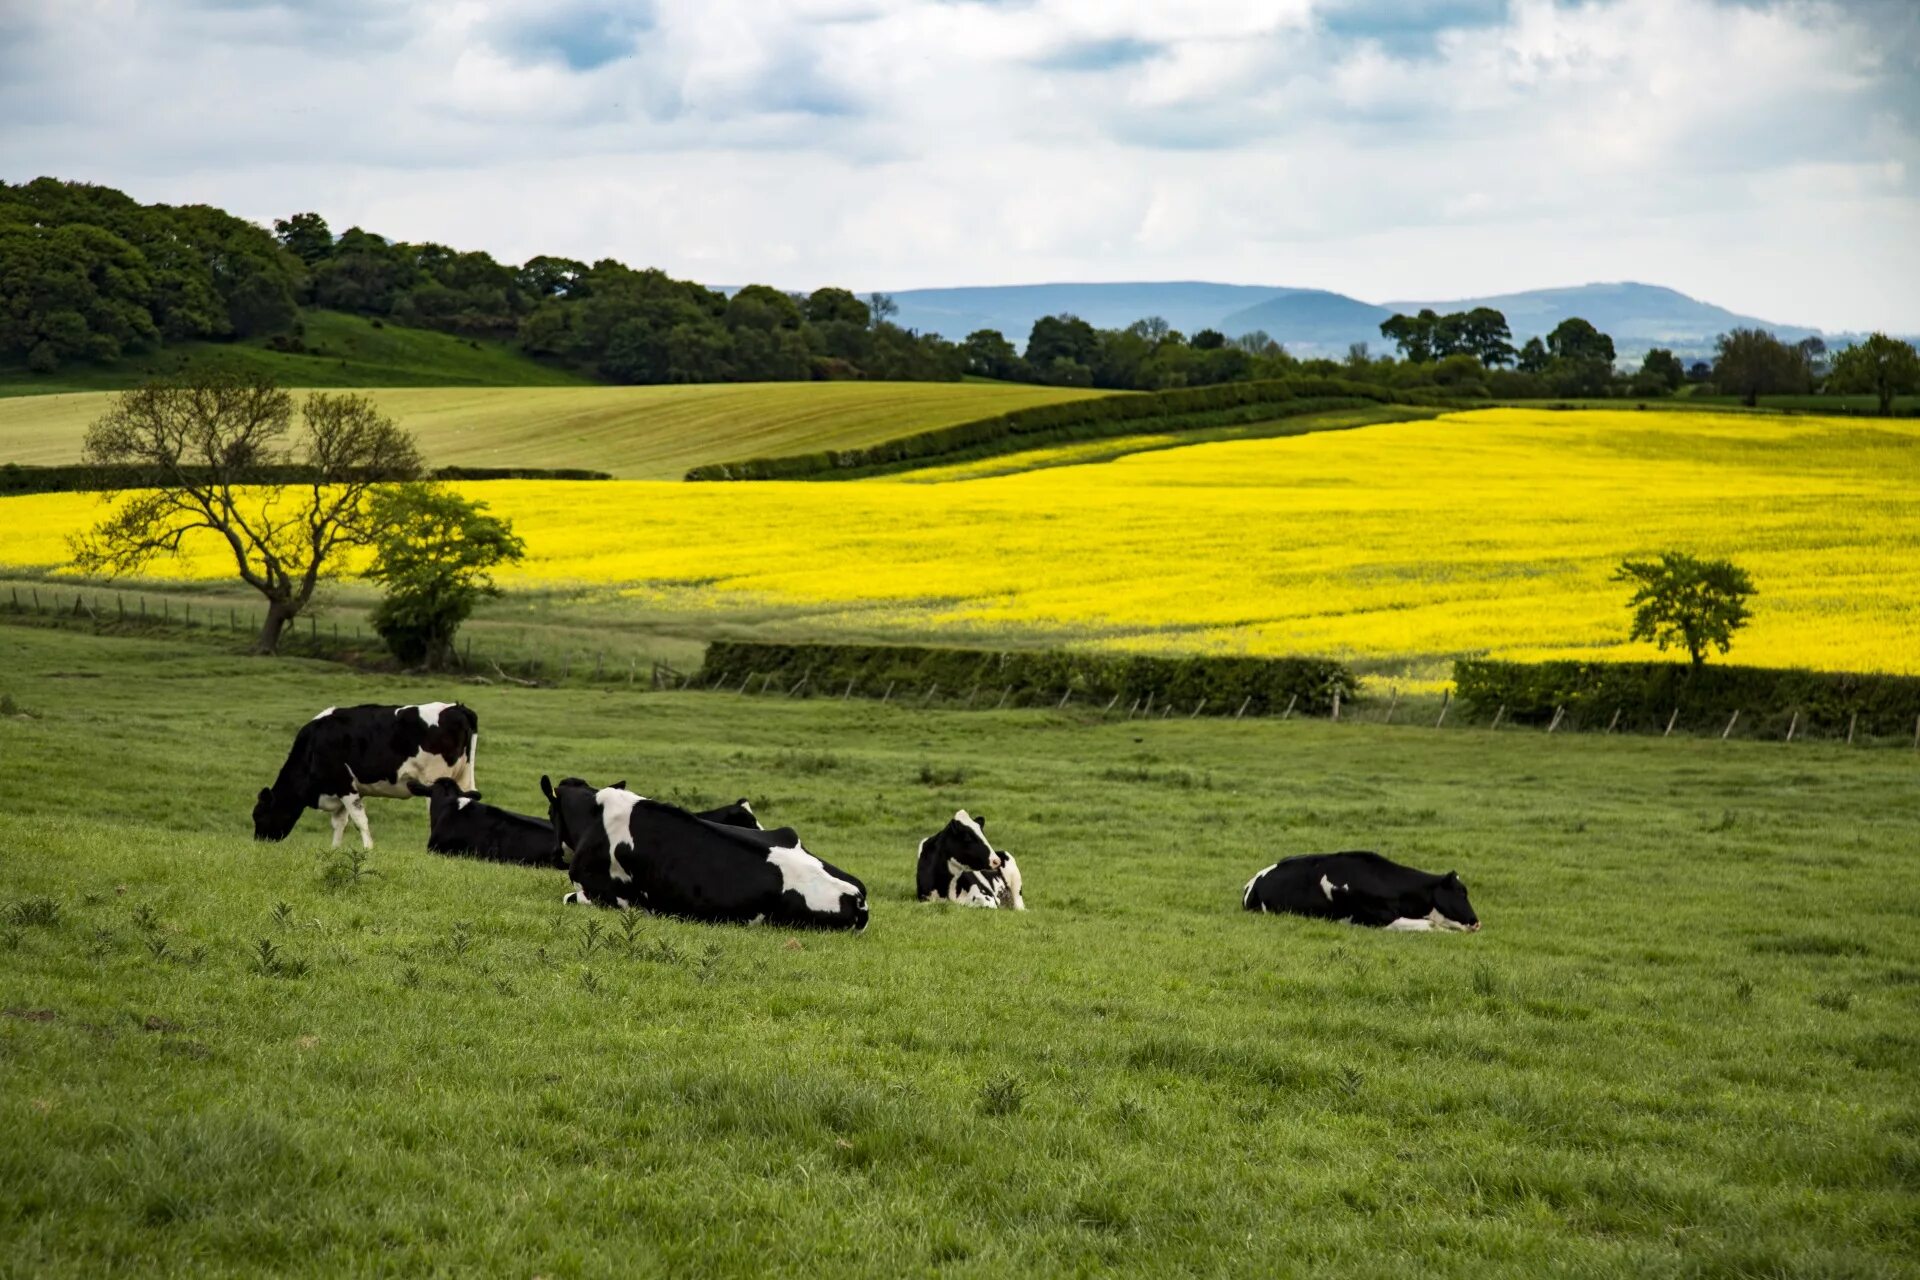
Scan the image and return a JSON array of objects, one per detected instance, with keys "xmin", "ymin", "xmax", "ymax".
[
  {"xmin": 0, "ymin": 380, "xmax": 1113, "ymax": 478},
  {"xmin": 2, "ymin": 625, "xmax": 1916, "ymax": 1277},
  {"xmin": 0, "ymin": 311, "xmax": 594, "ymax": 398}
]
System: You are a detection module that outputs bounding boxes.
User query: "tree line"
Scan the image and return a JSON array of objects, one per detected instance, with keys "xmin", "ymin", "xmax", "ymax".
[
  {"xmin": 963, "ymin": 304, "xmax": 1917, "ymax": 411},
  {"xmin": 1, "ymin": 178, "xmax": 964, "ymax": 382}
]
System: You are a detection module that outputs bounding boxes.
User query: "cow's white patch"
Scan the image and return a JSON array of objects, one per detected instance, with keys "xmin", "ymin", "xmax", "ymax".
[
  {"xmin": 564, "ymin": 885, "xmax": 588, "ymax": 905},
  {"xmin": 949, "ymin": 872, "xmax": 1000, "ymax": 908},
  {"xmin": 407, "ymin": 701, "xmax": 454, "ymax": 727},
  {"xmin": 739, "ymin": 800, "xmax": 754, "ymax": 817},
  {"xmin": 1320, "ymin": 874, "xmax": 1337, "ymax": 901},
  {"xmin": 1427, "ymin": 909, "xmax": 1473, "ymax": 933},
  {"xmin": 311, "ymin": 706, "xmax": 336, "ymax": 721},
  {"xmin": 767, "ymin": 843, "xmax": 860, "ymax": 914},
  {"xmin": 461, "ymin": 731, "xmax": 477, "ymax": 790},
  {"xmin": 351, "ymin": 746, "xmax": 466, "ymax": 799},
  {"xmin": 748, "ymin": 913, "xmax": 766, "ymax": 926},
  {"xmin": 1385, "ymin": 917, "xmax": 1434, "ymax": 932},
  {"xmin": 1243, "ymin": 864, "xmax": 1277, "ymax": 910},
  {"xmin": 318, "ymin": 795, "xmax": 348, "ymax": 848},
  {"xmin": 456, "ymin": 797, "xmax": 471, "ymax": 810},
  {"xmin": 343, "ymin": 794, "xmax": 372, "ymax": 849},
  {"xmin": 596, "ymin": 787, "xmax": 647, "ymax": 883},
  {"xmin": 998, "ymin": 853, "xmax": 1026, "ymax": 910}
]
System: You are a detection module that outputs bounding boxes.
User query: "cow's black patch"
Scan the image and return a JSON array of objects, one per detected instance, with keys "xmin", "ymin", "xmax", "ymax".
[
  {"xmin": 409, "ymin": 778, "xmax": 557, "ymax": 866},
  {"xmin": 1243, "ymin": 851, "xmax": 1479, "ymax": 930}
]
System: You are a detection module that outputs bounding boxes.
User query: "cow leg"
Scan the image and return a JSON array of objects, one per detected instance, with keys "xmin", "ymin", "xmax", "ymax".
[
  {"xmin": 318, "ymin": 795, "xmax": 348, "ymax": 848},
  {"xmin": 458, "ymin": 734, "xmax": 478, "ymax": 791},
  {"xmin": 1384, "ymin": 917, "xmax": 1434, "ymax": 932},
  {"xmin": 343, "ymin": 795, "xmax": 374, "ymax": 849}
]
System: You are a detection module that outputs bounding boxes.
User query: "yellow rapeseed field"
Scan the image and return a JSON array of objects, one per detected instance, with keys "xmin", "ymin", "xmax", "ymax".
[{"xmin": 2, "ymin": 408, "xmax": 1914, "ymax": 683}]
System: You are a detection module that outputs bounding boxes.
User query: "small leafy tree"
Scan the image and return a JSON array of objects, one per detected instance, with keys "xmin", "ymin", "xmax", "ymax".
[
  {"xmin": 1612, "ymin": 551, "xmax": 1756, "ymax": 668},
  {"xmin": 364, "ymin": 484, "xmax": 525, "ymax": 668},
  {"xmin": 1826, "ymin": 333, "xmax": 1920, "ymax": 415},
  {"xmin": 71, "ymin": 375, "xmax": 421, "ymax": 653}
]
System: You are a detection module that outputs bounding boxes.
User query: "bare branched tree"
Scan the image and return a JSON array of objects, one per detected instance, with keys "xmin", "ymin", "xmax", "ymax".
[{"xmin": 70, "ymin": 375, "xmax": 422, "ymax": 653}]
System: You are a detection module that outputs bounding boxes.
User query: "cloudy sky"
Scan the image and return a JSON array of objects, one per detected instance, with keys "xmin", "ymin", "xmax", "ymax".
[{"xmin": 3, "ymin": 0, "xmax": 1917, "ymax": 330}]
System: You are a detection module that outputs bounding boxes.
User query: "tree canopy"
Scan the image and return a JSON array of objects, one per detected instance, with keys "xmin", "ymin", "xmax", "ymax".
[
  {"xmin": 365, "ymin": 484, "xmax": 526, "ymax": 669},
  {"xmin": 1613, "ymin": 551, "xmax": 1756, "ymax": 668},
  {"xmin": 1825, "ymin": 333, "xmax": 1920, "ymax": 415}
]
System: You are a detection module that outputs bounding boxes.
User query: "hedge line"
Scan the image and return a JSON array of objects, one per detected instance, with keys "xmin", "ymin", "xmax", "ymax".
[
  {"xmin": 699, "ymin": 641, "xmax": 1354, "ymax": 716},
  {"xmin": 1454, "ymin": 658, "xmax": 1920, "ymax": 739},
  {"xmin": 686, "ymin": 377, "xmax": 1435, "ymax": 481},
  {"xmin": 0, "ymin": 462, "xmax": 613, "ymax": 495}
]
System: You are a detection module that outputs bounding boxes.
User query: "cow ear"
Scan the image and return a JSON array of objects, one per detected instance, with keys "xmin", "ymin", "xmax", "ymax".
[
  {"xmin": 466, "ymin": 790, "xmax": 484, "ymax": 803},
  {"xmin": 1445, "ymin": 871, "xmax": 1460, "ymax": 884},
  {"xmin": 976, "ymin": 814, "xmax": 987, "ymax": 828},
  {"xmin": 540, "ymin": 775, "xmax": 555, "ymax": 802},
  {"xmin": 612, "ymin": 779, "xmax": 627, "ymax": 791},
  {"xmin": 407, "ymin": 780, "xmax": 431, "ymax": 797}
]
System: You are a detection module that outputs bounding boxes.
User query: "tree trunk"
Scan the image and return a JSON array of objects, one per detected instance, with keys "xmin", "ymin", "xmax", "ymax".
[{"xmin": 255, "ymin": 599, "xmax": 296, "ymax": 654}]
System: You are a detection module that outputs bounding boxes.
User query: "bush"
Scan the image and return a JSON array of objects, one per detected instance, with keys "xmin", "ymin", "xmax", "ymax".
[
  {"xmin": 1453, "ymin": 658, "xmax": 1920, "ymax": 739},
  {"xmin": 686, "ymin": 378, "xmax": 1432, "ymax": 481},
  {"xmin": 699, "ymin": 641, "xmax": 1354, "ymax": 716}
]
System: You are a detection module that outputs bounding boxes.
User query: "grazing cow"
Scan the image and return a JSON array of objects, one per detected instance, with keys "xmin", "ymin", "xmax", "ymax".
[
  {"xmin": 1242, "ymin": 852, "xmax": 1479, "ymax": 932},
  {"xmin": 253, "ymin": 702, "xmax": 477, "ymax": 848},
  {"xmin": 917, "ymin": 810, "xmax": 1026, "ymax": 910},
  {"xmin": 407, "ymin": 778, "xmax": 556, "ymax": 866},
  {"xmin": 540, "ymin": 776, "xmax": 868, "ymax": 931}
]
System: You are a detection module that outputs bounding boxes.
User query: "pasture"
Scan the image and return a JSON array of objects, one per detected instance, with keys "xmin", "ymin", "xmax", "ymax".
[
  {"xmin": 1, "ymin": 626, "xmax": 1916, "ymax": 1276},
  {"xmin": 0, "ymin": 380, "xmax": 1113, "ymax": 477},
  {"xmin": 4, "ymin": 408, "xmax": 1915, "ymax": 687}
]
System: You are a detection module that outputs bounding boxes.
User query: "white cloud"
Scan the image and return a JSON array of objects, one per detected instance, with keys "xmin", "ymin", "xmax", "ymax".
[{"xmin": 1, "ymin": 0, "xmax": 1915, "ymax": 330}]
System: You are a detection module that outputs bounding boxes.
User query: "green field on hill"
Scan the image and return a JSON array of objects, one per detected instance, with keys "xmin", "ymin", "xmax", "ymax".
[
  {"xmin": 0, "ymin": 311, "xmax": 594, "ymax": 397},
  {"xmin": 0, "ymin": 380, "xmax": 1113, "ymax": 478},
  {"xmin": 1, "ymin": 626, "xmax": 1915, "ymax": 1277}
]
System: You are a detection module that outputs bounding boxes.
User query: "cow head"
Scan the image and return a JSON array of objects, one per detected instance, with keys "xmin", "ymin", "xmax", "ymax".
[
  {"xmin": 408, "ymin": 777, "xmax": 481, "ymax": 817},
  {"xmin": 252, "ymin": 786, "xmax": 303, "ymax": 842},
  {"xmin": 1428, "ymin": 871, "xmax": 1480, "ymax": 932},
  {"xmin": 542, "ymin": 775, "xmax": 620, "ymax": 870},
  {"xmin": 937, "ymin": 810, "xmax": 1002, "ymax": 873}
]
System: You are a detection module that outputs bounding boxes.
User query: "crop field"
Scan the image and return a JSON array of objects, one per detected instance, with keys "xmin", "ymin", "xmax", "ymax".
[
  {"xmin": 1, "ymin": 626, "xmax": 1916, "ymax": 1277},
  {"xmin": 2, "ymin": 408, "xmax": 1914, "ymax": 686},
  {"xmin": 0, "ymin": 380, "xmax": 1113, "ymax": 478}
]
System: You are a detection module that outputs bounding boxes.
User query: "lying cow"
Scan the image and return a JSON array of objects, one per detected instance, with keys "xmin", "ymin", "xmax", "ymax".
[
  {"xmin": 541, "ymin": 776, "xmax": 868, "ymax": 931},
  {"xmin": 407, "ymin": 778, "xmax": 556, "ymax": 866},
  {"xmin": 916, "ymin": 810, "xmax": 1026, "ymax": 910},
  {"xmin": 253, "ymin": 702, "xmax": 477, "ymax": 848},
  {"xmin": 1242, "ymin": 851, "xmax": 1478, "ymax": 931},
  {"xmin": 699, "ymin": 798, "xmax": 760, "ymax": 830}
]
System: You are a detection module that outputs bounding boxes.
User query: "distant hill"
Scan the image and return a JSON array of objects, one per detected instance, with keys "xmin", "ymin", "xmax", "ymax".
[{"xmin": 886, "ymin": 280, "xmax": 1824, "ymax": 360}]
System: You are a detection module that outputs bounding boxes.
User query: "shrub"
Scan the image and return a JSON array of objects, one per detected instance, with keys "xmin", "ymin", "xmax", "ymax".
[
  {"xmin": 699, "ymin": 641, "xmax": 1354, "ymax": 716},
  {"xmin": 1453, "ymin": 657, "xmax": 1920, "ymax": 739}
]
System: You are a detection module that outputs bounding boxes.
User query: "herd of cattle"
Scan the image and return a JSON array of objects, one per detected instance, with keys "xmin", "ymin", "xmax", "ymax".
[{"xmin": 251, "ymin": 701, "xmax": 1481, "ymax": 935}]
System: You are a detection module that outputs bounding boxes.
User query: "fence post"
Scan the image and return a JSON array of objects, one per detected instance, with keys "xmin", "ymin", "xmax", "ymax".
[
  {"xmin": 1435, "ymin": 690, "xmax": 1451, "ymax": 728},
  {"xmin": 1057, "ymin": 688, "xmax": 1071, "ymax": 710},
  {"xmin": 1664, "ymin": 708, "xmax": 1679, "ymax": 738},
  {"xmin": 1384, "ymin": 688, "xmax": 1398, "ymax": 724},
  {"xmin": 923, "ymin": 683, "xmax": 941, "ymax": 705},
  {"xmin": 595, "ymin": 652, "xmax": 604, "ymax": 680},
  {"xmin": 33, "ymin": 587, "xmax": 41, "ymax": 613},
  {"xmin": 1606, "ymin": 708, "xmax": 1621, "ymax": 735},
  {"xmin": 1721, "ymin": 710, "xmax": 1740, "ymax": 740},
  {"xmin": 1547, "ymin": 706, "xmax": 1565, "ymax": 734},
  {"xmin": 1490, "ymin": 705, "xmax": 1505, "ymax": 731},
  {"xmin": 1189, "ymin": 698, "xmax": 1206, "ymax": 719},
  {"xmin": 1846, "ymin": 711, "xmax": 1857, "ymax": 746},
  {"xmin": 1142, "ymin": 692, "xmax": 1154, "ymax": 717},
  {"xmin": 737, "ymin": 671, "xmax": 753, "ymax": 694},
  {"xmin": 1331, "ymin": 689, "xmax": 1341, "ymax": 722},
  {"xmin": 843, "ymin": 678, "xmax": 856, "ymax": 701},
  {"xmin": 1282, "ymin": 693, "xmax": 1297, "ymax": 721},
  {"xmin": 1106, "ymin": 693, "xmax": 1123, "ymax": 714},
  {"xmin": 1126, "ymin": 697, "xmax": 1140, "ymax": 719},
  {"xmin": 881, "ymin": 681, "xmax": 895, "ymax": 704},
  {"xmin": 790, "ymin": 675, "xmax": 810, "ymax": 697},
  {"xmin": 1234, "ymin": 695, "xmax": 1251, "ymax": 720},
  {"xmin": 1785, "ymin": 710, "xmax": 1798, "ymax": 743},
  {"xmin": 966, "ymin": 684, "xmax": 981, "ymax": 709},
  {"xmin": 995, "ymin": 687, "xmax": 1010, "ymax": 710}
]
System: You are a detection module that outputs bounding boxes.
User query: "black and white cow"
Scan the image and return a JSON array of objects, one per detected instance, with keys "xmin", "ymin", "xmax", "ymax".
[
  {"xmin": 253, "ymin": 702, "xmax": 478, "ymax": 848},
  {"xmin": 916, "ymin": 810, "xmax": 1026, "ymax": 910},
  {"xmin": 406, "ymin": 778, "xmax": 556, "ymax": 866},
  {"xmin": 540, "ymin": 776, "xmax": 868, "ymax": 931},
  {"xmin": 1242, "ymin": 851, "xmax": 1479, "ymax": 932}
]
